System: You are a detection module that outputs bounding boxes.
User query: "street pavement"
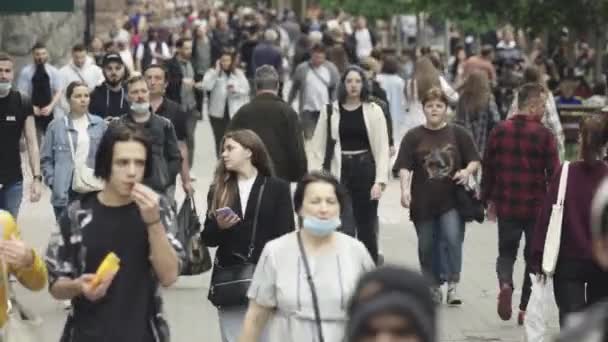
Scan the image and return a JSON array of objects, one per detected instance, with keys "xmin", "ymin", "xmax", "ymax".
[{"xmin": 13, "ymin": 117, "xmax": 560, "ymax": 341}]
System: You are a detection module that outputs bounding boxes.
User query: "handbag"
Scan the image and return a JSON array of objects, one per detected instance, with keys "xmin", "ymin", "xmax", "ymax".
[
  {"xmin": 542, "ymin": 162, "xmax": 570, "ymax": 275},
  {"xmin": 524, "ymin": 274, "xmax": 556, "ymax": 342},
  {"xmin": 0, "ymin": 261, "xmax": 40, "ymax": 342},
  {"xmin": 208, "ymin": 179, "xmax": 266, "ymax": 307},
  {"xmin": 297, "ymin": 231, "xmax": 325, "ymax": 342},
  {"xmin": 451, "ymin": 126, "xmax": 484, "ymax": 223},
  {"xmin": 322, "ymin": 104, "xmax": 335, "ymax": 172},
  {"xmin": 64, "ymin": 117, "xmax": 105, "ymax": 193},
  {"xmin": 176, "ymin": 196, "xmax": 211, "ymax": 276}
]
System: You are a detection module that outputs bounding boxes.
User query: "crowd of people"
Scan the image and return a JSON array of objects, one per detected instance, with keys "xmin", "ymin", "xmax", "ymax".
[{"xmin": 1, "ymin": 1, "xmax": 608, "ymax": 342}]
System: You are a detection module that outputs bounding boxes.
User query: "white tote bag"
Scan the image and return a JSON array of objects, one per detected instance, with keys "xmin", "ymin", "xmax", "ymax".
[
  {"xmin": 542, "ymin": 162, "xmax": 569, "ymax": 275},
  {"xmin": 64, "ymin": 117, "xmax": 105, "ymax": 193},
  {"xmin": 524, "ymin": 274, "xmax": 556, "ymax": 342}
]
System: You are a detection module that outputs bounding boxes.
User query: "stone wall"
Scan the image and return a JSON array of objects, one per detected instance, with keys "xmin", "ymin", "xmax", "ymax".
[{"xmin": 0, "ymin": 0, "xmax": 86, "ymax": 72}]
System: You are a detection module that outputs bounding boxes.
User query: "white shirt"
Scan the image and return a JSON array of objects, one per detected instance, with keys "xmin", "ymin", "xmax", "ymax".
[
  {"xmin": 56, "ymin": 58, "xmax": 104, "ymax": 118},
  {"xmin": 72, "ymin": 115, "xmax": 90, "ymax": 167},
  {"xmin": 303, "ymin": 65, "xmax": 330, "ymax": 112},
  {"xmin": 238, "ymin": 175, "xmax": 256, "ymax": 214},
  {"xmin": 135, "ymin": 41, "xmax": 172, "ymax": 64},
  {"xmin": 355, "ymin": 29, "xmax": 373, "ymax": 60}
]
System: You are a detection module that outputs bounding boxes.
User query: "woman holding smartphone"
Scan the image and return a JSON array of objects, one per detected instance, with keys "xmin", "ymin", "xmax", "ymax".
[{"xmin": 202, "ymin": 129, "xmax": 295, "ymax": 342}]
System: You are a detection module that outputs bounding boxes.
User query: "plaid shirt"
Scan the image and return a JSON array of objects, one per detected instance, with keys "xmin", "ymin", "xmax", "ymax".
[
  {"xmin": 481, "ymin": 114, "xmax": 560, "ymax": 220},
  {"xmin": 45, "ymin": 194, "xmax": 185, "ymax": 342}
]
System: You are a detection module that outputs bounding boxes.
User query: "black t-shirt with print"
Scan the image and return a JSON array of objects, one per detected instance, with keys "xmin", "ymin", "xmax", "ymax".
[
  {"xmin": 0, "ymin": 91, "xmax": 33, "ymax": 184},
  {"xmin": 394, "ymin": 124, "xmax": 480, "ymax": 222},
  {"xmin": 71, "ymin": 194, "xmax": 154, "ymax": 342}
]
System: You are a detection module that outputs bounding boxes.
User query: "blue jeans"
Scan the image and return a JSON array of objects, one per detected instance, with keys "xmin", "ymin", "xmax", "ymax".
[
  {"xmin": 0, "ymin": 180, "xmax": 23, "ymax": 218},
  {"xmin": 414, "ymin": 209, "xmax": 465, "ymax": 285}
]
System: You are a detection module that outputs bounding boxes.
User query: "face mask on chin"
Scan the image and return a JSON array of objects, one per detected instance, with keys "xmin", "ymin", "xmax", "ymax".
[
  {"xmin": 130, "ymin": 102, "xmax": 150, "ymax": 113},
  {"xmin": 301, "ymin": 216, "xmax": 341, "ymax": 237},
  {"xmin": 0, "ymin": 82, "xmax": 12, "ymax": 97}
]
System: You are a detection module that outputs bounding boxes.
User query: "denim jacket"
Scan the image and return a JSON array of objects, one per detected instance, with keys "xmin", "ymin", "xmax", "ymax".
[{"xmin": 41, "ymin": 114, "xmax": 108, "ymax": 207}]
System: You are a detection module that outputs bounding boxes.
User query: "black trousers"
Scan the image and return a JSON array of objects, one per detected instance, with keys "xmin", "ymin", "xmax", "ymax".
[
  {"xmin": 496, "ymin": 218, "xmax": 535, "ymax": 311},
  {"xmin": 341, "ymin": 151, "xmax": 379, "ymax": 263},
  {"xmin": 185, "ymin": 110, "xmax": 198, "ymax": 168},
  {"xmin": 553, "ymin": 259, "xmax": 608, "ymax": 327},
  {"xmin": 209, "ymin": 109, "xmax": 231, "ymax": 158}
]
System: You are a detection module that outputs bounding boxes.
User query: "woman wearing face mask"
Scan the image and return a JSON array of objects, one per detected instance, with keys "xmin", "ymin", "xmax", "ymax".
[
  {"xmin": 239, "ymin": 171, "xmax": 375, "ymax": 342},
  {"xmin": 393, "ymin": 87, "xmax": 480, "ymax": 305},
  {"xmin": 309, "ymin": 66, "xmax": 390, "ymax": 264},
  {"xmin": 41, "ymin": 81, "xmax": 108, "ymax": 220},
  {"xmin": 202, "ymin": 48, "xmax": 250, "ymax": 157},
  {"xmin": 202, "ymin": 129, "xmax": 294, "ymax": 342}
]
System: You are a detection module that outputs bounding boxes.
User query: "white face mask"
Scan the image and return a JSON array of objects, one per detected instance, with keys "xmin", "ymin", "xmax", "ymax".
[
  {"xmin": 0, "ymin": 81, "xmax": 11, "ymax": 97},
  {"xmin": 130, "ymin": 102, "xmax": 150, "ymax": 113}
]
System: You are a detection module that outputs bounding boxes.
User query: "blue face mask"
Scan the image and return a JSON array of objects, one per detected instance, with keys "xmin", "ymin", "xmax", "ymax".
[{"xmin": 302, "ymin": 216, "xmax": 341, "ymax": 237}]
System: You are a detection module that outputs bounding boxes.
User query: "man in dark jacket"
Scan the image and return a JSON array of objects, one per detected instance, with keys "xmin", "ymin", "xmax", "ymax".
[
  {"xmin": 89, "ymin": 53, "xmax": 130, "ymax": 119},
  {"xmin": 251, "ymin": 29, "xmax": 283, "ymax": 77},
  {"xmin": 119, "ymin": 75, "xmax": 182, "ymax": 199},
  {"xmin": 228, "ymin": 65, "xmax": 307, "ymax": 183}
]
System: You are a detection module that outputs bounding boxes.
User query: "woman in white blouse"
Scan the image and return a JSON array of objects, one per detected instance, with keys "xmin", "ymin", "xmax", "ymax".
[
  {"xmin": 239, "ymin": 171, "xmax": 375, "ymax": 342},
  {"xmin": 201, "ymin": 48, "xmax": 250, "ymax": 157}
]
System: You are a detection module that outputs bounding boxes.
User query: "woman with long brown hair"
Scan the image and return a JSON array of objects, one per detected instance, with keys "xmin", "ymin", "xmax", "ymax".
[
  {"xmin": 202, "ymin": 129, "xmax": 294, "ymax": 342},
  {"xmin": 531, "ymin": 115, "xmax": 608, "ymax": 327},
  {"xmin": 454, "ymin": 70, "xmax": 501, "ymax": 156},
  {"xmin": 405, "ymin": 57, "xmax": 459, "ymax": 133}
]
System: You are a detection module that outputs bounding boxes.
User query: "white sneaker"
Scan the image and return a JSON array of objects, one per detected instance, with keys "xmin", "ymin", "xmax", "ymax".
[
  {"xmin": 447, "ymin": 283, "xmax": 462, "ymax": 305},
  {"xmin": 431, "ymin": 287, "xmax": 443, "ymax": 305}
]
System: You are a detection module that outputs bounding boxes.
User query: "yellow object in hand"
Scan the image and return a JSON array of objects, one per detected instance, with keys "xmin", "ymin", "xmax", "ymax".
[
  {"xmin": 92, "ymin": 252, "xmax": 120, "ymax": 287},
  {"xmin": 0, "ymin": 210, "xmax": 17, "ymax": 240}
]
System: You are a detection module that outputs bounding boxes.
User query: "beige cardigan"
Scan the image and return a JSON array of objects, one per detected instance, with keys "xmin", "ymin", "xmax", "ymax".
[{"xmin": 308, "ymin": 101, "xmax": 390, "ymax": 184}]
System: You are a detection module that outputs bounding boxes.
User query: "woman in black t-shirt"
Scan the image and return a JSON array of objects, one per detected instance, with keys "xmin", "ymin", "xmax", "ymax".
[
  {"xmin": 309, "ymin": 66, "xmax": 390, "ymax": 264},
  {"xmin": 394, "ymin": 87, "xmax": 481, "ymax": 306}
]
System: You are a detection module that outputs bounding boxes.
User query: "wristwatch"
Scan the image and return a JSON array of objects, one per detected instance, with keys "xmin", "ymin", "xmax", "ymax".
[{"xmin": 33, "ymin": 175, "xmax": 42, "ymax": 182}]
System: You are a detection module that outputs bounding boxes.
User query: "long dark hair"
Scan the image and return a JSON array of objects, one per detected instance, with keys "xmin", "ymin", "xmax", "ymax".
[
  {"xmin": 209, "ymin": 130, "xmax": 275, "ymax": 215},
  {"xmin": 338, "ymin": 66, "xmax": 370, "ymax": 104}
]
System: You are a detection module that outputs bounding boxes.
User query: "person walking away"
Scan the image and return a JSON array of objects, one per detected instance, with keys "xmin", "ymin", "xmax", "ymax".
[
  {"xmin": 165, "ymin": 38, "xmax": 200, "ymax": 171},
  {"xmin": 145, "ymin": 64, "xmax": 193, "ymax": 195},
  {"xmin": 228, "ymin": 65, "xmax": 307, "ymax": 183},
  {"xmin": 201, "ymin": 48, "xmax": 250, "ymax": 156},
  {"xmin": 239, "ymin": 172, "xmax": 375, "ymax": 342},
  {"xmin": 288, "ymin": 44, "xmax": 341, "ymax": 140},
  {"xmin": 0, "ymin": 52, "xmax": 42, "ymax": 218},
  {"xmin": 507, "ymin": 66, "xmax": 565, "ymax": 161},
  {"xmin": 251, "ymin": 29, "xmax": 284, "ymax": 83},
  {"xmin": 56, "ymin": 44, "xmax": 105, "ymax": 119},
  {"xmin": 453, "ymin": 70, "xmax": 501, "ymax": 157},
  {"xmin": 481, "ymin": 83, "xmax": 559, "ymax": 325},
  {"xmin": 45, "ymin": 123, "xmax": 183, "ymax": 342},
  {"xmin": 530, "ymin": 115, "xmax": 608, "ymax": 326},
  {"xmin": 41, "ymin": 81, "xmax": 108, "ymax": 220},
  {"xmin": 17, "ymin": 42, "xmax": 63, "ymax": 144},
  {"xmin": 405, "ymin": 57, "xmax": 458, "ymax": 135},
  {"xmin": 462, "ymin": 45, "xmax": 497, "ymax": 86},
  {"xmin": 308, "ymin": 66, "xmax": 390, "ymax": 263},
  {"xmin": 394, "ymin": 87, "xmax": 480, "ymax": 305},
  {"xmin": 89, "ymin": 53, "xmax": 130, "ymax": 119},
  {"xmin": 119, "ymin": 75, "xmax": 182, "ymax": 201},
  {"xmin": 202, "ymin": 130, "xmax": 295, "ymax": 342},
  {"xmin": 376, "ymin": 56, "xmax": 407, "ymax": 155},
  {"xmin": 135, "ymin": 28, "xmax": 172, "ymax": 72}
]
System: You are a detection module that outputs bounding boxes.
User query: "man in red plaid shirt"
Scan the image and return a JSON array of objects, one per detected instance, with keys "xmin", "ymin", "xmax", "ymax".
[{"xmin": 482, "ymin": 83, "xmax": 560, "ymax": 325}]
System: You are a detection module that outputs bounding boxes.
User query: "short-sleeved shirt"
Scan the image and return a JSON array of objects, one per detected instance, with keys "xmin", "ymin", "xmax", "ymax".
[
  {"xmin": 0, "ymin": 91, "xmax": 33, "ymax": 184},
  {"xmin": 394, "ymin": 124, "xmax": 480, "ymax": 222},
  {"xmin": 248, "ymin": 232, "xmax": 374, "ymax": 342}
]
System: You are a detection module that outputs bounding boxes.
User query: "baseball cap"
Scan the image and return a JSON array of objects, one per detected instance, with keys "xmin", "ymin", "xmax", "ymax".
[{"xmin": 102, "ymin": 53, "xmax": 124, "ymax": 67}]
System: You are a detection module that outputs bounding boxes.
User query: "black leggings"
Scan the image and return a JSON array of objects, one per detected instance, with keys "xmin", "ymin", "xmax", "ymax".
[{"xmin": 210, "ymin": 108, "xmax": 231, "ymax": 158}]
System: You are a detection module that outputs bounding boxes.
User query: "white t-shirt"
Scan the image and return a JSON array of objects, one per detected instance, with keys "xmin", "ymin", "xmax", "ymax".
[
  {"xmin": 303, "ymin": 65, "xmax": 330, "ymax": 112},
  {"xmin": 238, "ymin": 175, "xmax": 257, "ymax": 214},
  {"xmin": 71, "ymin": 115, "xmax": 90, "ymax": 167},
  {"xmin": 355, "ymin": 29, "xmax": 373, "ymax": 60},
  {"xmin": 135, "ymin": 42, "xmax": 172, "ymax": 64}
]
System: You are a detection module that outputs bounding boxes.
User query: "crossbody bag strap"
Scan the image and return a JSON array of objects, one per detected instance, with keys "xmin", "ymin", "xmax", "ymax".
[
  {"xmin": 64, "ymin": 116, "xmax": 76, "ymax": 162},
  {"xmin": 556, "ymin": 162, "xmax": 570, "ymax": 206},
  {"xmin": 246, "ymin": 178, "xmax": 266, "ymax": 260},
  {"xmin": 297, "ymin": 231, "xmax": 325, "ymax": 342}
]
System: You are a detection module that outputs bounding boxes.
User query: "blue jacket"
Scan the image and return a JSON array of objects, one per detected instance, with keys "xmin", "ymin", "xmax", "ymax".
[{"xmin": 41, "ymin": 114, "xmax": 107, "ymax": 207}]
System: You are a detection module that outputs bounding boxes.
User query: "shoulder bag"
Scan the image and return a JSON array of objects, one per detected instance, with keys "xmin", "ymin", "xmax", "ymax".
[
  {"xmin": 0, "ymin": 261, "xmax": 40, "ymax": 342},
  {"xmin": 297, "ymin": 231, "xmax": 325, "ymax": 342},
  {"xmin": 208, "ymin": 179, "xmax": 266, "ymax": 307},
  {"xmin": 322, "ymin": 103, "xmax": 336, "ymax": 172},
  {"xmin": 64, "ymin": 117, "xmax": 105, "ymax": 193},
  {"xmin": 542, "ymin": 162, "xmax": 570, "ymax": 275},
  {"xmin": 177, "ymin": 196, "xmax": 212, "ymax": 276}
]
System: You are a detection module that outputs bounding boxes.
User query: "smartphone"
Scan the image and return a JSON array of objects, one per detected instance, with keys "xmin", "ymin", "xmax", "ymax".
[{"xmin": 216, "ymin": 207, "xmax": 237, "ymax": 217}]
